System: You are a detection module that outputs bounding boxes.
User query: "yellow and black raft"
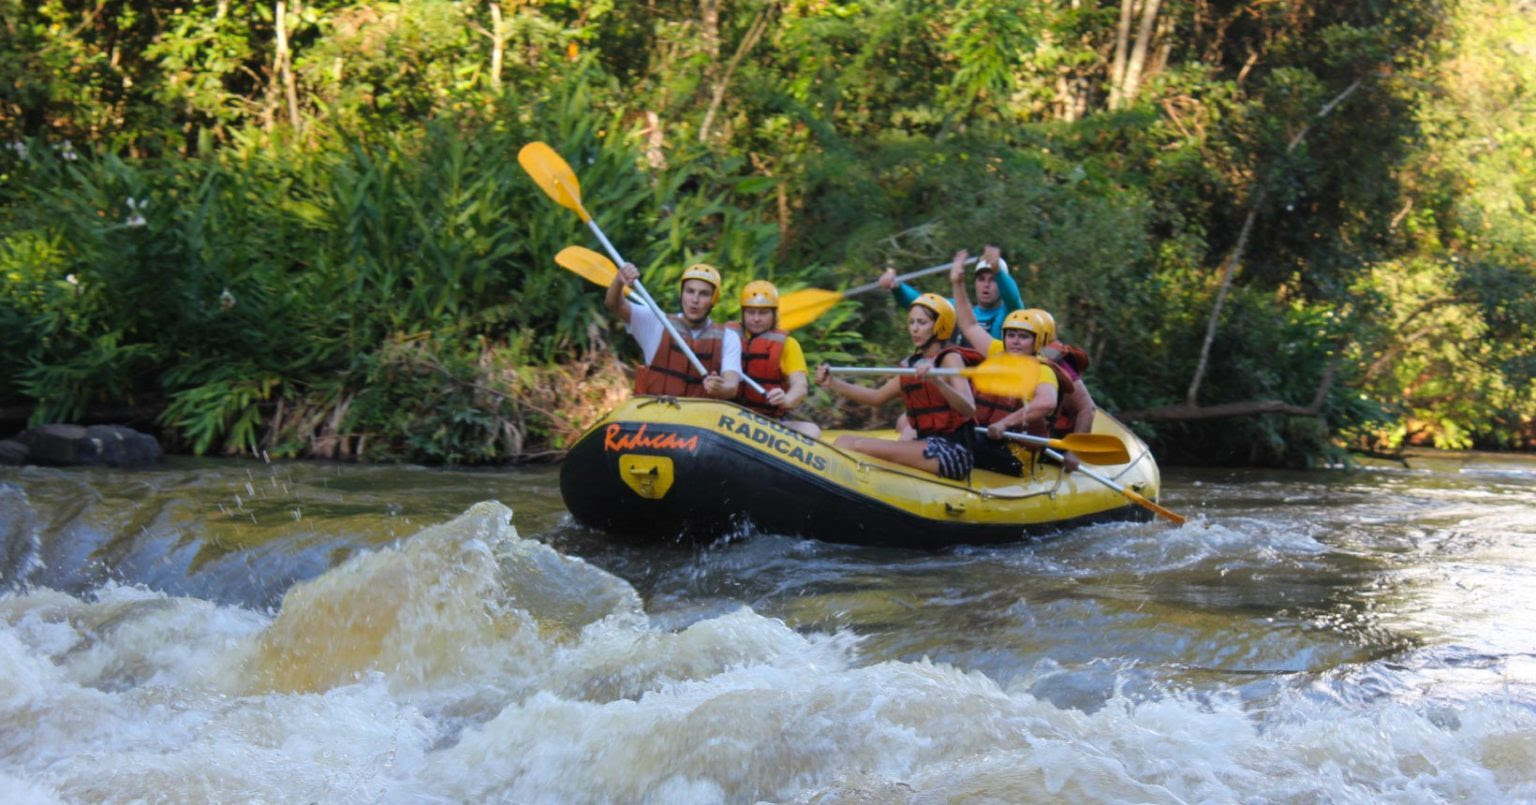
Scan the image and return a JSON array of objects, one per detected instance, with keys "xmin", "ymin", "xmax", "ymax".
[{"xmin": 559, "ymin": 397, "xmax": 1166, "ymax": 548}]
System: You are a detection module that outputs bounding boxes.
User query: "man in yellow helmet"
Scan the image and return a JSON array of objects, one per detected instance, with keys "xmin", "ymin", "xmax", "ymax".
[
  {"xmin": 605, "ymin": 261, "xmax": 741, "ymax": 399},
  {"xmin": 727, "ymin": 280, "xmax": 821, "ymax": 438}
]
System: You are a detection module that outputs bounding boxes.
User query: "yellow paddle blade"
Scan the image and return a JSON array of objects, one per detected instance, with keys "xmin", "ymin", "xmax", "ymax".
[
  {"xmin": 555, "ymin": 245, "xmax": 619, "ymax": 287},
  {"xmin": 518, "ymin": 142, "xmax": 590, "ymax": 221},
  {"xmin": 777, "ymin": 288, "xmax": 845, "ymax": 331},
  {"xmin": 1052, "ymin": 433, "xmax": 1132, "ymax": 466},
  {"xmin": 962, "ymin": 353, "xmax": 1038, "ymax": 399},
  {"xmin": 1122, "ymin": 486, "xmax": 1188, "ymax": 525}
]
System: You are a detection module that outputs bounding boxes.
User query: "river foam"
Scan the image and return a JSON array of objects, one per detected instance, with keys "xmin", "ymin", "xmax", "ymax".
[{"xmin": 3, "ymin": 501, "xmax": 1534, "ymax": 802}]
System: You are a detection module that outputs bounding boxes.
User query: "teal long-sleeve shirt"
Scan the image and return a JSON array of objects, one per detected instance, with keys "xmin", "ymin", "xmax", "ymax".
[{"xmin": 891, "ymin": 258, "xmax": 1025, "ymax": 348}]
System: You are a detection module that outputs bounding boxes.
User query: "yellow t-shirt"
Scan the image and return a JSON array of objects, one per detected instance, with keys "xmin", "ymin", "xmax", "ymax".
[
  {"xmin": 984, "ymin": 342, "xmax": 1058, "ymax": 395},
  {"xmin": 780, "ymin": 335, "xmax": 808, "ymax": 376}
]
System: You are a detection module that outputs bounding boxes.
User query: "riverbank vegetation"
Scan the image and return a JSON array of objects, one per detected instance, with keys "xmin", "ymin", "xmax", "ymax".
[{"xmin": 3, "ymin": 1, "xmax": 1533, "ymax": 466}]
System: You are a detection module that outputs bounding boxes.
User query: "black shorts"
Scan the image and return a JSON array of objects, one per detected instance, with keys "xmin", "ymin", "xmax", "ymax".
[
  {"xmin": 972, "ymin": 435, "xmax": 1026, "ymax": 476},
  {"xmin": 921, "ymin": 430, "xmax": 974, "ymax": 480}
]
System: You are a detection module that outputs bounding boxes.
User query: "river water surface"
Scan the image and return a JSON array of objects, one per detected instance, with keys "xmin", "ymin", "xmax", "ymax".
[{"xmin": 3, "ymin": 452, "xmax": 1535, "ymax": 802}]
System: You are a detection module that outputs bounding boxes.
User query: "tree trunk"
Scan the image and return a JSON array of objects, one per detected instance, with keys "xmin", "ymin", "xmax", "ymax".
[
  {"xmin": 700, "ymin": 0, "xmax": 721, "ymax": 65},
  {"xmin": 1121, "ymin": 0, "xmax": 1162, "ymax": 104},
  {"xmin": 274, "ymin": 1, "xmax": 301, "ymax": 128},
  {"xmin": 1109, "ymin": 0, "xmax": 1135, "ymax": 108},
  {"xmin": 1183, "ymin": 76, "xmax": 1367, "ymax": 407},
  {"xmin": 1123, "ymin": 359, "xmax": 1339, "ymax": 423},
  {"xmin": 489, "ymin": 1, "xmax": 505, "ymax": 91}
]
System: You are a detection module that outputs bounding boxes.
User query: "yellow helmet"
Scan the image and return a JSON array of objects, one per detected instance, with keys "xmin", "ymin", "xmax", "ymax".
[
  {"xmin": 739, "ymin": 280, "xmax": 779, "ymax": 308},
  {"xmin": 911, "ymin": 293, "xmax": 956, "ymax": 341},
  {"xmin": 680, "ymin": 263, "xmax": 722, "ymax": 304},
  {"xmin": 1003, "ymin": 308, "xmax": 1056, "ymax": 350}
]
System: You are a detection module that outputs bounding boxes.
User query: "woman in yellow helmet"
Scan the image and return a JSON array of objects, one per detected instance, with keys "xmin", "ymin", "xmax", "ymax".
[
  {"xmin": 815, "ymin": 294, "xmax": 979, "ymax": 480},
  {"xmin": 728, "ymin": 280, "xmax": 821, "ymax": 438},
  {"xmin": 605, "ymin": 261, "xmax": 742, "ymax": 399}
]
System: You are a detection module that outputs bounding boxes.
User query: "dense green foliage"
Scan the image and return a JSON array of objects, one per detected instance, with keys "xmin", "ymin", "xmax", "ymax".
[{"xmin": 2, "ymin": 0, "xmax": 1532, "ymax": 464}]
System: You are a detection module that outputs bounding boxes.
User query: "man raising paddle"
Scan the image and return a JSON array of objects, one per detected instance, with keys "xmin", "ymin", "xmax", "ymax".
[
  {"xmin": 606, "ymin": 262, "xmax": 742, "ymax": 400},
  {"xmin": 878, "ymin": 244, "xmax": 1024, "ymax": 348}
]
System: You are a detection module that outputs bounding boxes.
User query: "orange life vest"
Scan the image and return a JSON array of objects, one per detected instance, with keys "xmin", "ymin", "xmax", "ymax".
[
  {"xmin": 635, "ymin": 315, "xmax": 725, "ymax": 397},
  {"xmin": 900, "ymin": 346, "xmax": 984, "ymax": 436},
  {"xmin": 727, "ymin": 323, "xmax": 787, "ymax": 417},
  {"xmin": 972, "ymin": 355, "xmax": 1042, "ymax": 428}
]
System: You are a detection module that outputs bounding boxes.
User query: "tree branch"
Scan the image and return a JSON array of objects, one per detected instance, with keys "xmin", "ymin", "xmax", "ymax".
[
  {"xmin": 699, "ymin": 8, "xmax": 771, "ymax": 143},
  {"xmin": 1129, "ymin": 352, "xmax": 1339, "ymax": 423}
]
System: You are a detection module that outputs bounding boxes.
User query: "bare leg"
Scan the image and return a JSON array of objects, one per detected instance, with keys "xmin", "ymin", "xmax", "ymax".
[
  {"xmin": 784, "ymin": 420, "xmax": 822, "ymax": 439},
  {"xmin": 833, "ymin": 435, "xmax": 941, "ymax": 475},
  {"xmin": 894, "ymin": 413, "xmax": 917, "ymax": 441}
]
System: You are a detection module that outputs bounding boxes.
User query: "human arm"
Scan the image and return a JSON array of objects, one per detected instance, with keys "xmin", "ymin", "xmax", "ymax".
[
  {"xmin": 986, "ymin": 245, "xmax": 1024, "ymax": 313},
  {"xmin": 774, "ymin": 371, "xmax": 809, "ymax": 410},
  {"xmin": 878, "ymin": 267, "xmax": 920, "ymax": 307},
  {"xmin": 916, "ymin": 350, "xmax": 976, "ymax": 420},
  {"xmin": 816, "ymin": 364, "xmax": 902, "ymax": 407},
  {"xmin": 949, "ymin": 249, "xmax": 994, "ymax": 352},
  {"xmin": 986, "ymin": 382, "xmax": 1058, "ymax": 438},
  {"xmin": 1056, "ymin": 380, "xmax": 1095, "ymax": 473},
  {"xmin": 703, "ymin": 327, "xmax": 743, "ymax": 399},
  {"xmin": 1065, "ymin": 379, "xmax": 1096, "ymax": 433},
  {"xmin": 771, "ymin": 337, "xmax": 811, "ymax": 410},
  {"xmin": 604, "ymin": 262, "xmax": 638, "ymax": 323}
]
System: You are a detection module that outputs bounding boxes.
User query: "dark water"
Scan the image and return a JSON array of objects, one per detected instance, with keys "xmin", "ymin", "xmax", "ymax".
[{"xmin": 3, "ymin": 452, "xmax": 1535, "ymax": 802}]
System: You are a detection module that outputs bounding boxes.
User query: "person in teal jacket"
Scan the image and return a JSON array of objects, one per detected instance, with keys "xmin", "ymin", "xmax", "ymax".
[{"xmin": 877, "ymin": 244, "xmax": 1024, "ymax": 348}]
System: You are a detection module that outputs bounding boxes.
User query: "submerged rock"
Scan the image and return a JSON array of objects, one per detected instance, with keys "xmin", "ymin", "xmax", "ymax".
[
  {"xmin": 12, "ymin": 423, "xmax": 161, "ymax": 467},
  {"xmin": 0, "ymin": 438, "xmax": 26, "ymax": 466}
]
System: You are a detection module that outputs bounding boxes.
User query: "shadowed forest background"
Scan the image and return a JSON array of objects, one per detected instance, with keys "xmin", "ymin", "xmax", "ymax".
[{"xmin": 1, "ymin": 0, "xmax": 1533, "ymax": 466}]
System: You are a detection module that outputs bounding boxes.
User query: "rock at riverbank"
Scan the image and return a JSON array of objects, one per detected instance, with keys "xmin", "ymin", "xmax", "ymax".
[
  {"xmin": 4, "ymin": 424, "xmax": 162, "ymax": 468},
  {"xmin": 0, "ymin": 438, "xmax": 27, "ymax": 466}
]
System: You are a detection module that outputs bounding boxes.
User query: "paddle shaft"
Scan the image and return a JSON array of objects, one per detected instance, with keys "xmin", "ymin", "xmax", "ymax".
[
  {"xmin": 840, "ymin": 256, "xmax": 980, "ymax": 298},
  {"xmin": 979, "ymin": 427, "xmax": 1089, "ymax": 452},
  {"xmin": 829, "ymin": 366, "xmax": 966, "ymax": 378},
  {"xmin": 1043, "ymin": 447, "xmax": 1187, "ymax": 525}
]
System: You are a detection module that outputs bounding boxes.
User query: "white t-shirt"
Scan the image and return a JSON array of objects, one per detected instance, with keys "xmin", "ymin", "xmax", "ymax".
[{"xmin": 628, "ymin": 304, "xmax": 742, "ymax": 376}]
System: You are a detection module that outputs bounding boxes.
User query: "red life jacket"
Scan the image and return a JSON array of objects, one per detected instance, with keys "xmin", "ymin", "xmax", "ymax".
[
  {"xmin": 972, "ymin": 354, "xmax": 1042, "ymax": 428},
  {"xmin": 900, "ymin": 346, "xmax": 984, "ymax": 436},
  {"xmin": 1039, "ymin": 341, "xmax": 1089, "ymax": 375},
  {"xmin": 635, "ymin": 315, "xmax": 725, "ymax": 397},
  {"xmin": 727, "ymin": 323, "xmax": 788, "ymax": 417}
]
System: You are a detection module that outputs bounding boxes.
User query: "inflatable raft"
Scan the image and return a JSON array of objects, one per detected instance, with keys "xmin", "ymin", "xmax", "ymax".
[
  {"xmin": 559, "ymin": 397, "xmax": 1165, "ymax": 549},
  {"xmin": 556, "ymin": 393, "xmax": 1161, "ymax": 546}
]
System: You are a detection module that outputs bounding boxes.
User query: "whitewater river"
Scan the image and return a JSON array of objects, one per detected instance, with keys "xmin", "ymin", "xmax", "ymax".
[{"xmin": 3, "ymin": 451, "xmax": 1535, "ymax": 802}]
